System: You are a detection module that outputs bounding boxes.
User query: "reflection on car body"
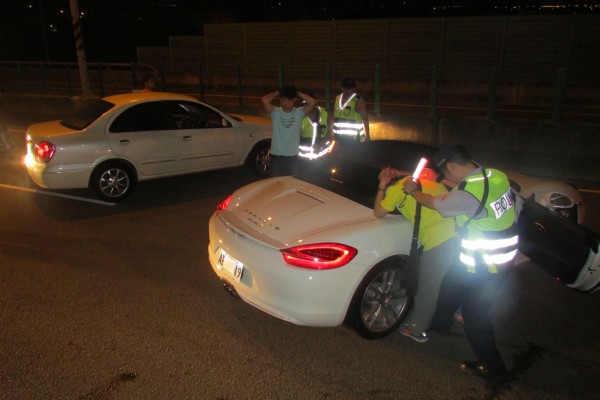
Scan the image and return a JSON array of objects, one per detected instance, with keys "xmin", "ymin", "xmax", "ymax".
[{"xmin": 207, "ymin": 140, "xmax": 598, "ymax": 341}]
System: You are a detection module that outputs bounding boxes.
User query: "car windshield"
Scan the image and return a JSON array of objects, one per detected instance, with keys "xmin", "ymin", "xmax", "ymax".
[
  {"xmin": 297, "ymin": 140, "xmax": 438, "ymax": 208},
  {"xmin": 60, "ymin": 99, "xmax": 115, "ymax": 130}
]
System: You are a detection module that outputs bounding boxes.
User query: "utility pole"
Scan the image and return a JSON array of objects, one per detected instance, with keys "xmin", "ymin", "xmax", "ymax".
[{"xmin": 69, "ymin": 0, "xmax": 91, "ymax": 97}]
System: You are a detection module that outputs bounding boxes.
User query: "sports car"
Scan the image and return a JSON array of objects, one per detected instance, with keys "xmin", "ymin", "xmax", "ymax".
[
  {"xmin": 24, "ymin": 92, "xmax": 273, "ymax": 202},
  {"xmin": 208, "ymin": 140, "xmax": 599, "ymax": 339}
]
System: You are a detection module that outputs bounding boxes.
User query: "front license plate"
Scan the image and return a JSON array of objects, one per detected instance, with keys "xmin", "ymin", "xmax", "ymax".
[{"xmin": 216, "ymin": 250, "xmax": 244, "ymax": 283}]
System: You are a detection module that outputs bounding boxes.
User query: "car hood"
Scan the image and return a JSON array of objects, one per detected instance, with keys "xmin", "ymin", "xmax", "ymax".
[{"xmin": 219, "ymin": 176, "xmax": 375, "ymax": 247}]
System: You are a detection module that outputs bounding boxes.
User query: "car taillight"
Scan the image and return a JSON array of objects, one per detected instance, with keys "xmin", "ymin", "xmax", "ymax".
[
  {"xmin": 217, "ymin": 194, "xmax": 233, "ymax": 210},
  {"xmin": 280, "ymin": 243, "xmax": 358, "ymax": 270},
  {"xmin": 35, "ymin": 141, "xmax": 56, "ymax": 163}
]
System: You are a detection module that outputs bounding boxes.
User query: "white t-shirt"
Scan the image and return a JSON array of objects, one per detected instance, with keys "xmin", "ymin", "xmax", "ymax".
[{"xmin": 269, "ymin": 107, "xmax": 305, "ymax": 156}]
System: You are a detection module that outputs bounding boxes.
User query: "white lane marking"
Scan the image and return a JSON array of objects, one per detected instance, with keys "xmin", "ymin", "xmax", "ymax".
[
  {"xmin": 580, "ymin": 188, "xmax": 600, "ymax": 194},
  {"xmin": 0, "ymin": 183, "xmax": 115, "ymax": 206}
]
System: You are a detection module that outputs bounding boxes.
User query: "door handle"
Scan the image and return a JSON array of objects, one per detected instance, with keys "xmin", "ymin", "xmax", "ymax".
[
  {"xmin": 181, "ymin": 136, "xmax": 192, "ymax": 141},
  {"xmin": 118, "ymin": 140, "xmax": 130, "ymax": 145}
]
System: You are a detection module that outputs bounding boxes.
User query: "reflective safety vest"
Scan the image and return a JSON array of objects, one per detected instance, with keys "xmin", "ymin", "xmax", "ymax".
[
  {"xmin": 333, "ymin": 93, "xmax": 364, "ymax": 140},
  {"xmin": 455, "ymin": 168, "xmax": 519, "ymax": 273},
  {"xmin": 301, "ymin": 106, "xmax": 328, "ymax": 140}
]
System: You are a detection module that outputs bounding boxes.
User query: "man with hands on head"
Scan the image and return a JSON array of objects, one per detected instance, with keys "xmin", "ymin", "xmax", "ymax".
[
  {"xmin": 374, "ymin": 165, "xmax": 457, "ymax": 343},
  {"xmin": 262, "ymin": 86, "xmax": 316, "ymax": 177}
]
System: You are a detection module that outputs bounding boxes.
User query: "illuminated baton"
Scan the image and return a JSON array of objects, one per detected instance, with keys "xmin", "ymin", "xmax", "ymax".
[{"xmin": 412, "ymin": 157, "xmax": 428, "ymax": 181}]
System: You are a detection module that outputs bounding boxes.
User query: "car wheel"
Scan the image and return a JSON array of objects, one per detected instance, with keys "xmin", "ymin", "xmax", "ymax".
[
  {"xmin": 345, "ymin": 258, "xmax": 412, "ymax": 340},
  {"xmin": 90, "ymin": 161, "xmax": 135, "ymax": 202},
  {"xmin": 245, "ymin": 142, "xmax": 271, "ymax": 177}
]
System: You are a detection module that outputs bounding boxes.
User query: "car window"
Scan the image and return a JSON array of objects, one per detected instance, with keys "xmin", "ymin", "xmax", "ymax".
[
  {"xmin": 297, "ymin": 141, "xmax": 437, "ymax": 209},
  {"xmin": 61, "ymin": 99, "xmax": 115, "ymax": 130},
  {"xmin": 109, "ymin": 102, "xmax": 169, "ymax": 133},
  {"xmin": 162, "ymin": 101, "xmax": 230, "ymax": 129}
]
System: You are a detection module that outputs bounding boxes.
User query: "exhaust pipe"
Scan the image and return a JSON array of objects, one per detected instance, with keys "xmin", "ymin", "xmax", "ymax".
[{"xmin": 221, "ymin": 279, "xmax": 239, "ymax": 298}]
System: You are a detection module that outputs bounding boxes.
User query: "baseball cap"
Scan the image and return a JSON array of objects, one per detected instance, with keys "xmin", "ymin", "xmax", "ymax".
[
  {"xmin": 341, "ymin": 77, "xmax": 357, "ymax": 89},
  {"xmin": 432, "ymin": 145, "xmax": 469, "ymax": 182}
]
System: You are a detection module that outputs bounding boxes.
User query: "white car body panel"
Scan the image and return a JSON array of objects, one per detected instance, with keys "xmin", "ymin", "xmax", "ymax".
[
  {"xmin": 208, "ymin": 176, "xmax": 413, "ymax": 327},
  {"xmin": 25, "ymin": 92, "xmax": 272, "ymax": 191}
]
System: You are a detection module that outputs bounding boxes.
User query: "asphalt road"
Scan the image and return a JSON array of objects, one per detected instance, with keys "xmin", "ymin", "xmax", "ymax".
[{"xmin": 1, "ymin": 133, "xmax": 599, "ymax": 400}]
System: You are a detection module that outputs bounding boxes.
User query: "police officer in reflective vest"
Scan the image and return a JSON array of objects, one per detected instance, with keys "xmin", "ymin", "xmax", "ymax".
[
  {"xmin": 301, "ymin": 105, "xmax": 328, "ymax": 146},
  {"xmin": 403, "ymin": 145, "xmax": 518, "ymax": 379},
  {"xmin": 329, "ymin": 77, "xmax": 370, "ymax": 145}
]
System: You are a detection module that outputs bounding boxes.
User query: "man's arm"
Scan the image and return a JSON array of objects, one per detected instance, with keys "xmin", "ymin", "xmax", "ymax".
[
  {"xmin": 298, "ymin": 92, "xmax": 316, "ymax": 115},
  {"xmin": 261, "ymin": 90, "xmax": 278, "ymax": 114},
  {"xmin": 373, "ymin": 167, "xmax": 395, "ymax": 218},
  {"xmin": 403, "ymin": 179, "xmax": 437, "ymax": 209}
]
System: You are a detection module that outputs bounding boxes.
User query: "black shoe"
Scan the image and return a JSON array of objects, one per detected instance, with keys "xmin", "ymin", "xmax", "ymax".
[{"xmin": 460, "ymin": 361, "xmax": 507, "ymax": 379}]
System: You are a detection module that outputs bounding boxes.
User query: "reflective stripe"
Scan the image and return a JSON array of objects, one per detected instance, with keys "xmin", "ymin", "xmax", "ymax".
[
  {"xmin": 484, "ymin": 250, "xmax": 518, "ymax": 265},
  {"xmin": 459, "ymin": 249, "xmax": 517, "ymax": 269},
  {"xmin": 338, "ymin": 93, "xmax": 357, "ymax": 109},
  {"xmin": 461, "ymin": 235, "xmax": 518, "ymax": 251}
]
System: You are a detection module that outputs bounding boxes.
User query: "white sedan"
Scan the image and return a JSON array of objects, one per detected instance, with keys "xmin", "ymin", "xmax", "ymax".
[
  {"xmin": 25, "ymin": 92, "xmax": 272, "ymax": 202},
  {"xmin": 208, "ymin": 140, "xmax": 599, "ymax": 340}
]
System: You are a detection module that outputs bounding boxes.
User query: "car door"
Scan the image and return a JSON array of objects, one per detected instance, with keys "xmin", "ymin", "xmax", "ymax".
[
  {"xmin": 517, "ymin": 196, "xmax": 600, "ymax": 292},
  {"xmin": 107, "ymin": 101, "xmax": 180, "ymax": 176},
  {"xmin": 161, "ymin": 101, "xmax": 244, "ymax": 172}
]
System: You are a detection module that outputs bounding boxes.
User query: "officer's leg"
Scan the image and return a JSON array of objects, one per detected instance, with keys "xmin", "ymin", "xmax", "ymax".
[
  {"xmin": 461, "ymin": 270, "xmax": 507, "ymax": 373},
  {"xmin": 429, "ymin": 260, "xmax": 466, "ymax": 334}
]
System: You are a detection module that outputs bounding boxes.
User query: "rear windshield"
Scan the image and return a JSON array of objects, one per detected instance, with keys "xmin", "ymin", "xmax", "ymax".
[{"xmin": 60, "ymin": 99, "xmax": 115, "ymax": 130}]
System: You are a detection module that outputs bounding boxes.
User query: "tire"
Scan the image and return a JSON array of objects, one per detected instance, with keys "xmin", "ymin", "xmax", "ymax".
[
  {"xmin": 345, "ymin": 257, "xmax": 413, "ymax": 340},
  {"xmin": 90, "ymin": 161, "xmax": 135, "ymax": 202},
  {"xmin": 245, "ymin": 141, "xmax": 271, "ymax": 178}
]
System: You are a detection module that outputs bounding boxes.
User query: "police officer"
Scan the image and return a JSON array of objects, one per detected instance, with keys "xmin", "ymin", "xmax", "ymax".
[
  {"xmin": 329, "ymin": 77, "xmax": 370, "ymax": 145},
  {"xmin": 301, "ymin": 100, "xmax": 328, "ymax": 149},
  {"xmin": 403, "ymin": 145, "xmax": 518, "ymax": 379}
]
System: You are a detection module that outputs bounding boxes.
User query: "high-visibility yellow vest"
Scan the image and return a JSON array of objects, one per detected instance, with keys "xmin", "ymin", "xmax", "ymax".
[
  {"xmin": 301, "ymin": 107, "xmax": 328, "ymax": 139},
  {"xmin": 333, "ymin": 94, "xmax": 364, "ymax": 139},
  {"xmin": 455, "ymin": 168, "xmax": 519, "ymax": 273}
]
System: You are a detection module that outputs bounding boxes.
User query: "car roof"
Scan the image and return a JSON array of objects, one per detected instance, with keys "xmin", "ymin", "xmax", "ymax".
[{"xmin": 102, "ymin": 91, "xmax": 200, "ymax": 106}]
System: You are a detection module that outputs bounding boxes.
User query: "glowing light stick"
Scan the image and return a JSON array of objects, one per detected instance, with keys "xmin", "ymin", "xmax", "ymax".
[{"xmin": 412, "ymin": 158, "xmax": 428, "ymax": 181}]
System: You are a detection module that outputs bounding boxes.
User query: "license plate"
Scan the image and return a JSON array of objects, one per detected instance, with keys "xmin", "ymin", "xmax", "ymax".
[{"xmin": 216, "ymin": 250, "xmax": 244, "ymax": 282}]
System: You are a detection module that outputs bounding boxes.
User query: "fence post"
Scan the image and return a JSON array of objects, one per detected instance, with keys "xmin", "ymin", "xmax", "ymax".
[
  {"xmin": 159, "ymin": 62, "xmax": 167, "ymax": 92},
  {"xmin": 374, "ymin": 64, "xmax": 381, "ymax": 115},
  {"xmin": 429, "ymin": 64, "xmax": 438, "ymax": 118},
  {"xmin": 487, "ymin": 66, "xmax": 498, "ymax": 121},
  {"xmin": 130, "ymin": 62, "xmax": 137, "ymax": 90},
  {"xmin": 197, "ymin": 62, "xmax": 205, "ymax": 102},
  {"xmin": 97, "ymin": 62, "xmax": 104, "ymax": 98},
  {"xmin": 325, "ymin": 64, "xmax": 331, "ymax": 112},
  {"xmin": 66, "ymin": 64, "xmax": 73, "ymax": 97},
  {"xmin": 278, "ymin": 63, "xmax": 284, "ymax": 87},
  {"xmin": 237, "ymin": 62, "xmax": 243, "ymax": 106},
  {"xmin": 552, "ymin": 67, "xmax": 567, "ymax": 124}
]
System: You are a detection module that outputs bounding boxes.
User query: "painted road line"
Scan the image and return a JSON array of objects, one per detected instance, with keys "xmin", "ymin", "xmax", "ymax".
[
  {"xmin": 0, "ymin": 183, "xmax": 115, "ymax": 206},
  {"xmin": 580, "ymin": 188, "xmax": 600, "ymax": 194}
]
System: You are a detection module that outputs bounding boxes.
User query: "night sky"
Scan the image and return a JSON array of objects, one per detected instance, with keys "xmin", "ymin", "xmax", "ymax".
[{"xmin": 1, "ymin": 1, "xmax": 599, "ymax": 62}]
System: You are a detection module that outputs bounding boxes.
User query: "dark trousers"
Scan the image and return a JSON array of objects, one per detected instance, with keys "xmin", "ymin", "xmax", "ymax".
[
  {"xmin": 270, "ymin": 154, "xmax": 299, "ymax": 177},
  {"xmin": 430, "ymin": 262, "xmax": 508, "ymax": 373}
]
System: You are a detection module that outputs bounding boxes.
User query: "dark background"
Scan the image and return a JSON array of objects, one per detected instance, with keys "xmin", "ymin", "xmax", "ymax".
[{"xmin": 2, "ymin": 0, "xmax": 600, "ymax": 63}]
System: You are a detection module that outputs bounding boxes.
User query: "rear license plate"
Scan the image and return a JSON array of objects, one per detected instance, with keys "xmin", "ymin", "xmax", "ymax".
[{"xmin": 217, "ymin": 250, "xmax": 244, "ymax": 282}]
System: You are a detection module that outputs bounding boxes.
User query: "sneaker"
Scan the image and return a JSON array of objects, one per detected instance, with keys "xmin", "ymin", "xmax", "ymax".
[
  {"xmin": 460, "ymin": 361, "xmax": 507, "ymax": 379},
  {"xmin": 400, "ymin": 324, "xmax": 430, "ymax": 343}
]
